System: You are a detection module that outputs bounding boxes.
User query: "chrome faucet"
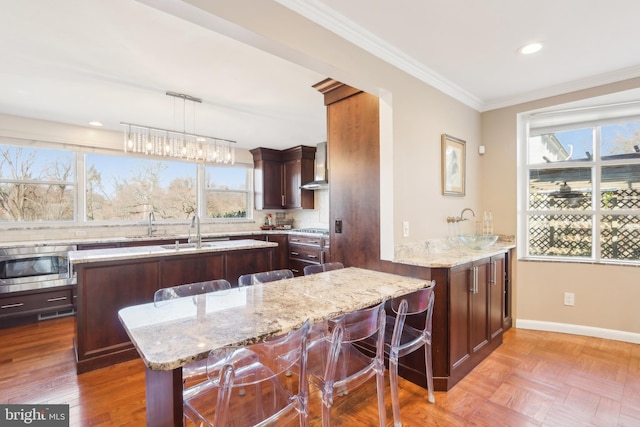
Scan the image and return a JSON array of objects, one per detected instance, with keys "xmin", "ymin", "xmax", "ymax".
[
  {"xmin": 447, "ymin": 208, "xmax": 476, "ymax": 223},
  {"xmin": 148, "ymin": 211, "xmax": 157, "ymax": 237},
  {"xmin": 188, "ymin": 214, "xmax": 201, "ymax": 248}
]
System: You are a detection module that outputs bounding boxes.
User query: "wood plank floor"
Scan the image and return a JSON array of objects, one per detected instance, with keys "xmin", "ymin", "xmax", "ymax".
[{"xmin": 1, "ymin": 316, "xmax": 639, "ymax": 426}]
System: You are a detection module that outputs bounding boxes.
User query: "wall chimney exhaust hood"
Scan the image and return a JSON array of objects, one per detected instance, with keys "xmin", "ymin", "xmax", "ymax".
[{"xmin": 300, "ymin": 142, "xmax": 328, "ymax": 190}]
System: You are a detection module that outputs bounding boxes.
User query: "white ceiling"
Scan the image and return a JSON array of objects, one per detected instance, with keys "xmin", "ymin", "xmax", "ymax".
[{"xmin": 1, "ymin": 0, "xmax": 640, "ymax": 151}]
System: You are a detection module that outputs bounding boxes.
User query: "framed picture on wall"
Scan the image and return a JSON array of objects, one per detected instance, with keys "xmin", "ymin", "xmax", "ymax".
[{"xmin": 441, "ymin": 134, "xmax": 466, "ymax": 196}]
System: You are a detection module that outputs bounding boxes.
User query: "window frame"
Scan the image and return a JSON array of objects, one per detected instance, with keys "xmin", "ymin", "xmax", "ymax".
[
  {"xmin": 0, "ymin": 139, "xmax": 253, "ymax": 227},
  {"xmin": 519, "ymin": 108, "xmax": 640, "ymax": 265}
]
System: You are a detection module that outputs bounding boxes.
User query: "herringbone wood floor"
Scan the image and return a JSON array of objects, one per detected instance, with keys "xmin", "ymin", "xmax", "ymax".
[{"xmin": 1, "ymin": 316, "xmax": 639, "ymax": 426}]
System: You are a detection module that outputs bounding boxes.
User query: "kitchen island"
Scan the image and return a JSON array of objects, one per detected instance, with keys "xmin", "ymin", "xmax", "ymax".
[
  {"xmin": 118, "ymin": 267, "xmax": 432, "ymax": 427},
  {"xmin": 70, "ymin": 239, "xmax": 277, "ymax": 373}
]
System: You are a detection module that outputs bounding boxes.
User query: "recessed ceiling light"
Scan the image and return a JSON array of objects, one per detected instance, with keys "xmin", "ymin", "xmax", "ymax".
[
  {"xmin": 89, "ymin": 121, "xmax": 103, "ymax": 127},
  {"xmin": 520, "ymin": 42, "xmax": 543, "ymax": 55}
]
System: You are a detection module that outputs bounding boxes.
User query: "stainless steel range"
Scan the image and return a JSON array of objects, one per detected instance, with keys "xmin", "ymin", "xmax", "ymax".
[
  {"xmin": 0, "ymin": 245, "xmax": 76, "ymax": 294},
  {"xmin": 290, "ymin": 228, "xmax": 330, "ymax": 236}
]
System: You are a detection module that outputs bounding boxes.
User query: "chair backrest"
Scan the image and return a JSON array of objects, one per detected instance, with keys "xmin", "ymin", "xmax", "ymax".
[
  {"xmin": 238, "ymin": 269, "xmax": 294, "ymax": 287},
  {"xmin": 153, "ymin": 279, "xmax": 231, "ymax": 307},
  {"xmin": 323, "ymin": 302, "xmax": 386, "ymax": 382},
  {"xmin": 185, "ymin": 320, "xmax": 311, "ymax": 426},
  {"xmin": 389, "ymin": 281, "xmax": 436, "ymax": 355},
  {"xmin": 303, "ymin": 262, "xmax": 345, "ymax": 275}
]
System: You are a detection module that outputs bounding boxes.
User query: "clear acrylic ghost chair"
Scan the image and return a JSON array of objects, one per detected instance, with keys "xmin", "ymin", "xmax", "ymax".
[
  {"xmin": 303, "ymin": 262, "xmax": 345, "ymax": 275},
  {"xmin": 238, "ymin": 269, "xmax": 294, "ymax": 286},
  {"xmin": 386, "ymin": 282, "xmax": 436, "ymax": 427},
  {"xmin": 306, "ymin": 302, "xmax": 387, "ymax": 427},
  {"xmin": 153, "ymin": 279, "xmax": 231, "ymax": 307},
  {"xmin": 183, "ymin": 319, "xmax": 311, "ymax": 427},
  {"xmin": 302, "ymin": 262, "xmax": 345, "ymax": 344},
  {"xmin": 153, "ymin": 279, "xmax": 232, "ymax": 388}
]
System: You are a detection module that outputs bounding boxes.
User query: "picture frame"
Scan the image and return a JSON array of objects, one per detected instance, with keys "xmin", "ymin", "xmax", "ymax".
[{"xmin": 441, "ymin": 134, "xmax": 466, "ymax": 196}]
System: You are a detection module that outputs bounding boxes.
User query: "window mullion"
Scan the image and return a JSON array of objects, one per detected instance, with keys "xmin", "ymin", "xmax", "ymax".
[{"xmin": 593, "ymin": 127, "xmax": 602, "ymax": 261}]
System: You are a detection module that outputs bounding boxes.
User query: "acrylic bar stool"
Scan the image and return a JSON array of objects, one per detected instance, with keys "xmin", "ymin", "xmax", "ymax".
[
  {"xmin": 386, "ymin": 282, "xmax": 436, "ymax": 427},
  {"xmin": 183, "ymin": 320, "xmax": 311, "ymax": 427},
  {"xmin": 154, "ymin": 279, "xmax": 232, "ymax": 388},
  {"xmin": 306, "ymin": 302, "xmax": 387, "ymax": 427},
  {"xmin": 238, "ymin": 268, "xmax": 294, "ymax": 286},
  {"xmin": 302, "ymin": 262, "xmax": 345, "ymax": 275}
]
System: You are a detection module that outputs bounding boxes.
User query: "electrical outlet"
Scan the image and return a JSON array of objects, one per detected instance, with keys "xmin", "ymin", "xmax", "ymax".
[
  {"xmin": 403, "ymin": 221, "xmax": 410, "ymax": 237},
  {"xmin": 564, "ymin": 292, "xmax": 575, "ymax": 306}
]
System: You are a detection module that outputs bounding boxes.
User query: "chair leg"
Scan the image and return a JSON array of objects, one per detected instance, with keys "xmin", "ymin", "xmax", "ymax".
[
  {"xmin": 321, "ymin": 400, "xmax": 332, "ymax": 427},
  {"xmin": 424, "ymin": 343, "xmax": 435, "ymax": 404},
  {"xmin": 389, "ymin": 357, "xmax": 402, "ymax": 427},
  {"xmin": 321, "ymin": 383, "xmax": 334, "ymax": 427},
  {"xmin": 375, "ymin": 369, "xmax": 387, "ymax": 427}
]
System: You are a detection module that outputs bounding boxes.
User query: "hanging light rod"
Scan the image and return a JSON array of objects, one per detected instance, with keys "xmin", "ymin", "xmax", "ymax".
[
  {"xmin": 165, "ymin": 91, "xmax": 202, "ymax": 104},
  {"xmin": 120, "ymin": 90, "xmax": 236, "ymax": 163},
  {"xmin": 119, "ymin": 122, "xmax": 237, "ymax": 145}
]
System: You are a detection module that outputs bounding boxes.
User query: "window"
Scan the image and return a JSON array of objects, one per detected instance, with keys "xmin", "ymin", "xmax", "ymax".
[
  {"xmin": 86, "ymin": 154, "xmax": 197, "ymax": 221},
  {"xmin": 0, "ymin": 141, "xmax": 252, "ymax": 225},
  {"xmin": 0, "ymin": 144, "xmax": 75, "ymax": 222},
  {"xmin": 204, "ymin": 165, "xmax": 250, "ymax": 219},
  {"xmin": 522, "ymin": 106, "xmax": 640, "ymax": 264}
]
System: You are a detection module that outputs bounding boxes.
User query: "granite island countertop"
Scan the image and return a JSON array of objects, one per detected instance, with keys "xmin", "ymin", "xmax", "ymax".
[
  {"xmin": 118, "ymin": 267, "xmax": 432, "ymax": 371},
  {"xmin": 68, "ymin": 238, "xmax": 277, "ymax": 264},
  {"xmin": 394, "ymin": 239, "xmax": 516, "ymax": 268}
]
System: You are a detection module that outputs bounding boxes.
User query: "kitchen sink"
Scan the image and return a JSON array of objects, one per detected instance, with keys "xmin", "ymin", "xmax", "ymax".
[
  {"xmin": 160, "ymin": 242, "xmax": 221, "ymax": 250},
  {"xmin": 458, "ymin": 234, "xmax": 499, "ymax": 250}
]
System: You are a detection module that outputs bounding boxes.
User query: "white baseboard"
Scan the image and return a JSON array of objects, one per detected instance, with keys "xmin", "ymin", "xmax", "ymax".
[{"xmin": 515, "ymin": 319, "xmax": 640, "ymax": 344}]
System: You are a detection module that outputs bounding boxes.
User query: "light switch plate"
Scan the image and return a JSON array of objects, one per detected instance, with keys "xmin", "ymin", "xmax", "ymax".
[
  {"xmin": 402, "ymin": 221, "xmax": 409, "ymax": 237},
  {"xmin": 564, "ymin": 292, "xmax": 575, "ymax": 306}
]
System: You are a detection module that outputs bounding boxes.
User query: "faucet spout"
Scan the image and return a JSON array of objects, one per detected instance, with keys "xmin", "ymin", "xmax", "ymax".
[
  {"xmin": 148, "ymin": 211, "xmax": 157, "ymax": 237},
  {"xmin": 460, "ymin": 208, "xmax": 475, "ymax": 221},
  {"xmin": 447, "ymin": 208, "xmax": 476, "ymax": 223},
  {"xmin": 189, "ymin": 214, "xmax": 201, "ymax": 248}
]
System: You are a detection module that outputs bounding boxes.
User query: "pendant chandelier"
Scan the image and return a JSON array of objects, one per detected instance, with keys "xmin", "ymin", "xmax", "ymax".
[{"xmin": 121, "ymin": 91, "xmax": 235, "ymax": 164}]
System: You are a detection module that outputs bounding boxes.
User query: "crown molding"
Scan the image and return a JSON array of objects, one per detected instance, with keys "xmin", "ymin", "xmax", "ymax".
[
  {"xmin": 482, "ymin": 65, "xmax": 640, "ymax": 112},
  {"xmin": 277, "ymin": 0, "xmax": 640, "ymax": 113},
  {"xmin": 275, "ymin": 0, "xmax": 484, "ymax": 111}
]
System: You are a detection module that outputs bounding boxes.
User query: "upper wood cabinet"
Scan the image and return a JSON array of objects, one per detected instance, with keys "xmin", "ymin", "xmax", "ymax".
[{"xmin": 251, "ymin": 145, "xmax": 315, "ymax": 210}]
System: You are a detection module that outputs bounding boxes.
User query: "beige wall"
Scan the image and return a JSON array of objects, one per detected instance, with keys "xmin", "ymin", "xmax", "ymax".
[{"xmin": 482, "ymin": 78, "xmax": 640, "ymax": 340}]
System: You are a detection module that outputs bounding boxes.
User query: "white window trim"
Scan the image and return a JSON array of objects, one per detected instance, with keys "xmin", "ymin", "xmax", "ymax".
[{"xmin": 518, "ymin": 110, "xmax": 640, "ymax": 266}]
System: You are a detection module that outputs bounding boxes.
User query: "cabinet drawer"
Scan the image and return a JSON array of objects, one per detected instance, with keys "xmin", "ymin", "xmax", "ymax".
[
  {"xmin": 288, "ymin": 235, "xmax": 323, "ymax": 247},
  {"xmin": 289, "ymin": 259, "xmax": 318, "ymax": 276},
  {"xmin": 289, "ymin": 245, "xmax": 322, "ymax": 262},
  {"xmin": 0, "ymin": 288, "xmax": 73, "ymax": 317}
]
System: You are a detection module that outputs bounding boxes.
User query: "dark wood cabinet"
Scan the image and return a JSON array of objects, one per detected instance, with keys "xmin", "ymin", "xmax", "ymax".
[
  {"xmin": 251, "ymin": 145, "xmax": 315, "ymax": 210},
  {"xmin": 314, "ymin": 79, "xmax": 380, "ymax": 269},
  {"xmin": 489, "ymin": 253, "xmax": 506, "ymax": 339},
  {"xmin": 0, "ymin": 286, "xmax": 74, "ymax": 327},
  {"xmin": 266, "ymin": 234, "xmax": 289, "ymax": 270},
  {"xmin": 432, "ymin": 254, "xmax": 505, "ymax": 391},
  {"xmin": 251, "ymin": 147, "xmax": 284, "ymax": 210},
  {"xmin": 76, "ymin": 259, "xmax": 160, "ymax": 373},
  {"xmin": 224, "ymin": 248, "xmax": 274, "ymax": 286},
  {"xmin": 159, "ymin": 253, "xmax": 225, "ymax": 287}
]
